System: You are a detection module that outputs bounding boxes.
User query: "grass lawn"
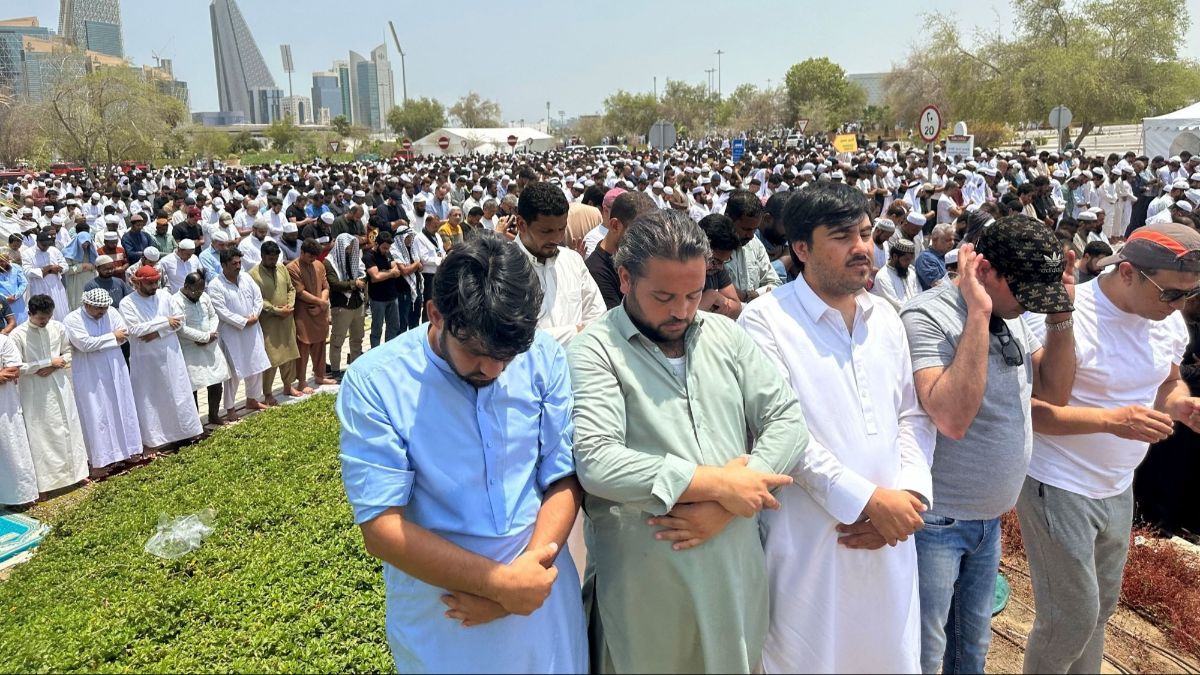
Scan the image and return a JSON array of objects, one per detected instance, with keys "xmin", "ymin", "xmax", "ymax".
[{"xmin": 0, "ymin": 395, "xmax": 393, "ymax": 673}]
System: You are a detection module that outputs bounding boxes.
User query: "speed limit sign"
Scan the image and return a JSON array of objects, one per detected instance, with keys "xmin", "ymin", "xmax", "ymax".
[{"xmin": 919, "ymin": 105, "xmax": 942, "ymax": 143}]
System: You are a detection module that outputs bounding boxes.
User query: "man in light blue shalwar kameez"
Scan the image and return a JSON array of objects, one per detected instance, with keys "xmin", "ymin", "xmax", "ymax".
[{"xmin": 337, "ymin": 234, "xmax": 587, "ymax": 674}]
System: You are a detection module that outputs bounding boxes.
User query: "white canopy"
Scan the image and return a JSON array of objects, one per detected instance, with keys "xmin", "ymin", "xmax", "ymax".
[
  {"xmin": 410, "ymin": 127, "xmax": 555, "ymax": 156},
  {"xmin": 1143, "ymin": 101, "xmax": 1200, "ymax": 159}
]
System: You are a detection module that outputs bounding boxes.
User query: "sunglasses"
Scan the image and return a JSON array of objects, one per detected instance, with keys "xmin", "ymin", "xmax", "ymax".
[
  {"xmin": 989, "ymin": 316, "xmax": 1024, "ymax": 367},
  {"xmin": 1139, "ymin": 269, "xmax": 1200, "ymax": 304}
]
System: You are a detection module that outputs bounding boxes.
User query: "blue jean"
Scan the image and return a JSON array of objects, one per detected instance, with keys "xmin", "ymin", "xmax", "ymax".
[
  {"xmin": 369, "ymin": 297, "xmax": 403, "ymax": 347},
  {"xmin": 915, "ymin": 513, "xmax": 1001, "ymax": 674}
]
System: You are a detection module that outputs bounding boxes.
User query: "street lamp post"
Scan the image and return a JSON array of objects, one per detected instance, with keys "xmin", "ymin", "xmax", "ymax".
[{"xmin": 715, "ymin": 49, "xmax": 724, "ymax": 99}]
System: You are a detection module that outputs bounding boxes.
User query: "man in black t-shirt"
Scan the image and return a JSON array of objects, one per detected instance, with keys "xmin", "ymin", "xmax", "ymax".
[
  {"xmin": 586, "ymin": 191, "xmax": 656, "ymax": 309},
  {"xmin": 362, "ymin": 230, "xmax": 413, "ymax": 347},
  {"xmin": 697, "ymin": 213, "xmax": 743, "ymax": 319}
]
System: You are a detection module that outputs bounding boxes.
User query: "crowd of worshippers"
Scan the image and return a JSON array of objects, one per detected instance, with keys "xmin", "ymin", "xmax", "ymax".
[{"xmin": 0, "ymin": 139, "xmax": 1198, "ymax": 673}]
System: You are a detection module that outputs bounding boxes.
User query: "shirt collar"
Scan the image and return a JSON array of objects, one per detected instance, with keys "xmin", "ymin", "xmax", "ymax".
[
  {"xmin": 793, "ymin": 272, "xmax": 875, "ymax": 323},
  {"xmin": 514, "ymin": 236, "xmax": 554, "ymax": 268}
]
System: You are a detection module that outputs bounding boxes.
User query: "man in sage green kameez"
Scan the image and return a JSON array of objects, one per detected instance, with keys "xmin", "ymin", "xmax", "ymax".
[{"xmin": 568, "ymin": 210, "xmax": 808, "ymax": 673}]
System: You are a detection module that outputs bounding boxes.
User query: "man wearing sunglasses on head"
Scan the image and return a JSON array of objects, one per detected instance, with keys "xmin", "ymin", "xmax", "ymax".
[
  {"xmin": 1016, "ymin": 222, "xmax": 1200, "ymax": 674},
  {"xmin": 900, "ymin": 214, "xmax": 1078, "ymax": 674}
]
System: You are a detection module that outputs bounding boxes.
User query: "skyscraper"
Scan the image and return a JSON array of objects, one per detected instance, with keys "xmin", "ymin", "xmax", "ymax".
[
  {"xmin": 59, "ymin": 0, "xmax": 123, "ymax": 58},
  {"xmin": 311, "ymin": 70, "xmax": 343, "ymax": 120},
  {"xmin": 209, "ymin": 0, "xmax": 282, "ymax": 124},
  {"xmin": 371, "ymin": 44, "xmax": 395, "ymax": 130},
  {"xmin": 346, "ymin": 45, "xmax": 395, "ymax": 131}
]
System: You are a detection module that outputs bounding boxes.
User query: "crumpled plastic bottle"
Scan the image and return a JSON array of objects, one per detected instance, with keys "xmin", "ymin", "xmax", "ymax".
[{"xmin": 144, "ymin": 508, "xmax": 217, "ymax": 560}]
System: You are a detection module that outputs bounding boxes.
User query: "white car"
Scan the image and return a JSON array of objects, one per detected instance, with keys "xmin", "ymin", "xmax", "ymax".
[{"xmin": 785, "ymin": 132, "xmax": 803, "ymax": 148}]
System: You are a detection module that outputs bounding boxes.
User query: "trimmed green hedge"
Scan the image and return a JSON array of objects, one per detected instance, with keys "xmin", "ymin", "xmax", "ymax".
[{"xmin": 0, "ymin": 395, "xmax": 393, "ymax": 673}]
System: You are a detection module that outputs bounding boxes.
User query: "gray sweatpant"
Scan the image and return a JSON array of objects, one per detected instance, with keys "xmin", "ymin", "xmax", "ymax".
[{"xmin": 1015, "ymin": 476, "xmax": 1133, "ymax": 674}]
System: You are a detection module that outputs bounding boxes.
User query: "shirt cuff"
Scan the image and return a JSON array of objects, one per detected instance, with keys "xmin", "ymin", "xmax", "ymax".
[
  {"xmin": 824, "ymin": 469, "xmax": 877, "ymax": 525},
  {"xmin": 649, "ymin": 454, "xmax": 698, "ymax": 516},
  {"xmin": 340, "ymin": 454, "xmax": 416, "ymax": 525},
  {"xmin": 897, "ymin": 465, "xmax": 934, "ymax": 509}
]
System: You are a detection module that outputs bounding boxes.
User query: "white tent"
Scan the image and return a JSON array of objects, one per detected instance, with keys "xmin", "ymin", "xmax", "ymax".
[
  {"xmin": 410, "ymin": 127, "xmax": 555, "ymax": 156},
  {"xmin": 1143, "ymin": 102, "xmax": 1200, "ymax": 159}
]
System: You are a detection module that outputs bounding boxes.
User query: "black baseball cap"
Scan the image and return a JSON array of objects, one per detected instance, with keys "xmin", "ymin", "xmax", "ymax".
[{"xmin": 975, "ymin": 215, "xmax": 1072, "ymax": 314}]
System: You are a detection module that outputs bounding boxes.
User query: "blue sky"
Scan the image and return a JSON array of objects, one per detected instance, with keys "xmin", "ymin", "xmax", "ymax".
[{"xmin": 9, "ymin": 0, "xmax": 1200, "ymax": 123}]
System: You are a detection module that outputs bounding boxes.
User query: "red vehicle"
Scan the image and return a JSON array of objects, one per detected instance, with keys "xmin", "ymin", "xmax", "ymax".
[
  {"xmin": 120, "ymin": 161, "xmax": 150, "ymax": 173},
  {"xmin": 49, "ymin": 163, "xmax": 85, "ymax": 176},
  {"xmin": 0, "ymin": 168, "xmax": 25, "ymax": 183}
]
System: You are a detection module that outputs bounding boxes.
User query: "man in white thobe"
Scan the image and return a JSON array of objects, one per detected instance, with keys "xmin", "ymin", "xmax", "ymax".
[
  {"xmin": 119, "ymin": 265, "xmax": 203, "ymax": 450},
  {"xmin": 174, "ymin": 272, "xmax": 230, "ymax": 427},
  {"xmin": 739, "ymin": 182, "xmax": 934, "ymax": 673},
  {"xmin": 237, "ymin": 218, "xmax": 273, "ymax": 272},
  {"xmin": 159, "ymin": 239, "xmax": 203, "ymax": 294},
  {"xmin": 207, "ymin": 247, "xmax": 271, "ymax": 421},
  {"xmin": 871, "ymin": 239, "xmax": 922, "ymax": 311},
  {"xmin": 0, "ymin": 330, "xmax": 37, "ymax": 505},
  {"xmin": 63, "ymin": 288, "xmax": 142, "ymax": 475},
  {"xmin": 21, "ymin": 229, "xmax": 70, "ymax": 322},
  {"xmin": 513, "ymin": 182, "xmax": 605, "ymax": 346},
  {"xmin": 10, "ymin": 294, "xmax": 88, "ymax": 493}
]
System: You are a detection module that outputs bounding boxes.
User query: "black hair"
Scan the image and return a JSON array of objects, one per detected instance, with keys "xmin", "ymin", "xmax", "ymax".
[
  {"xmin": 260, "ymin": 241, "xmax": 281, "ymax": 257},
  {"xmin": 581, "ymin": 184, "xmax": 607, "ymax": 208},
  {"xmin": 698, "ymin": 214, "xmax": 742, "ymax": 251},
  {"xmin": 27, "ymin": 294, "xmax": 53, "ymax": 315},
  {"xmin": 516, "ymin": 182, "xmax": 569, "ymax": 224},
  {"xmin": 1083, "ymin": 241, "xmax": 1113, "ymax": 258},
  {"xmin": 517, "ymin": 167, "xmax": 539, "ymax": 182},
  {"xmin": 300, "ymin": 238, "xmax": 322, "ymax": 256},
  {"xmin": 467, "ymin": 206, "xmax": 484, "ymax": 218},
  {"xmin": 433, "ymin": 233, "xmax": 541, "ymax": 361},
  {"xmin": 1017, "ymin": 183, "xmax": 1036, "ymax": 196},
  {"xmin": 610, "ymin": 191, "xmax": 656, "ymax": 227},
  {"xmin": 781, "ymin": 181, "xmax": 869, "ymax": 246},
  {"xmin": 375, "ymin": 230, "xmax": 394, "ymax": 245},
  {"xmin": 183, "ymin": 271, "xmax": 206, "ymax": 287},
  {"xmin": 764, "ymin": 191, "xmax": 793, "ymax": 223},
  {"xmin": 724, "ymin": 189, "xmax": 763, "ymax": 222},
  {"xmin": 218, "ymin": 248, "xmax": 242, "ymax": 265}
]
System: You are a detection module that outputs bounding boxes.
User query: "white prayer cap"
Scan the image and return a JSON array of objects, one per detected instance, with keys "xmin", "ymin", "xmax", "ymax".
[
  {"xmin": 691, "ymin": 186, "xmax": 705, "ymax": 194},
  {"xmin": 102, "ymin": 231, "xmax": 119, "ymax": 241},
  {"xmin": 1091, "ymin": 168, "xmax": 1106, "ymax": 177},
  {"xmin": 1185, "ymin": 189, "xmax": 1200, "ymax": 204},
  {"xmin": 1172, "ymin": 179, "xmax": 1190, "ymax": 190},
  {"xmin": 212, "ymin": 197, "xmax": 225, "ymax": 207},
  {"xmin": 253, "ymin": 216, "xmax": 270, "ymax": 230},
  {"xmin": 944, "ymin": 248, "xmax": 959, "ymax": 265},
  {"xmin": 142, "ymin": 247, "xmax": 161, "ymax": 262},
  {"xmin": 282, "ymin": 222, "xmax": 299, "ymax": 234},
  {"xmin": 652, "ymin": 181, "xmax": 664, "ymax": 189},
  {"xmin": 178, "ymin": 239, "xmax": 196, "ymax": 250},
  {"xmin": 718, "ymin": 184, "xmax": 735, "ymax": 193},
  {"xmin": 43, "ymin": 204, "xmax": 54, "ymax": 212},
  {"xmin": 50, "ymin": 214, "xmax": 64, "ymax": 226},
  {"xmin": 1175, "ymin": 200, "xmax": 1194, "ymax": 213},
  {"xmin": 82, "ymin": 287, "xmax": 112, "ymax": 308},
  {"xmin": 906, "ymin": 212, "xmax": 927, "ymax": 226},
  {"xmin": 354, "ymin": 190, "xmax": 366, "ymax": 198},
  {"xmin": 873, "ymin": 217, "xmax": 896, "ymax": 233},
  {"xmin": 104, "ymin": 214, "xmax": 120, "ymax": 225},
  {"xmin": 412, "ymin": 194, "xmax": 427, "ymax": 203},
  {"xmin": 90, "ymin": 192, "xmax": 101, "ymax": 200},
  {"xmin": 1169, "ymin": 155, "xmax": 1182, "ymax": 163},
  {"xmin": 722, "ymin": 166, "xmax": 733, "ymax": 174},
  {"xmin": 1052, "ymin": 169, "xmax": 1067, "ymax": 178},
  {"xmin": 892, "ymin": 238, "xmax": 916, "ymax": 254},
  {"xmin": 663, "ymin": 186, "xmax": 674, "ymax": 195},
  {"xmin": 1077, "ymin": 210, "xmax": 1098, "ymax": 221},
  {"xmin": 584, "ymin": 180, "xmax": 595, "ymax": 187},
  {"xmin": 213, "ymin": 231, "xmax": 231, "ymax": 243},
  {"xmin": 137, "ymin": 190, "xmax": 147, "ymax": 197},
  {"xmin": 473, "ymin": 184, "xmax": 485, "ymax": 193},
  {"xmin": 830, "ymin": 170, "xmax": 845, "ymax": 180},
  {"xmin": 343, "ymin": 187, "xmax": 353, "ymax": 195},
  {"xmin": 95, "ymin": 254, "xmax": 114, "ymax": 266},
  {"xmin": 320, "ymin": 212, "xmax": 335, "ymax": 224},
  {"xmin": 1191, "ymin": 172, "xmax": 1200, "ymax": 181}
]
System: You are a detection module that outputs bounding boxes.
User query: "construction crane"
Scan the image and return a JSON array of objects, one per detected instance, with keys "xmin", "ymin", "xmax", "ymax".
[{"xmin": 387, "ymin": 21, "xmax": 408, "ymax": 105}]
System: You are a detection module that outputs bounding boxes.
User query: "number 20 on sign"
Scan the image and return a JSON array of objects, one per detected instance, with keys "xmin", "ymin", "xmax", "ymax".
[{"xmin": 919, "ymin": 105, "xmax": 941, "ymax": 143}]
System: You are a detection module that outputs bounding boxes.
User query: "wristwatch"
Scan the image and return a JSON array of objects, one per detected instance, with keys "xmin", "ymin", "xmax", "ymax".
[{"xmin": 1045, "ymin": 317, "xmax": 1074, "ymax": 332}]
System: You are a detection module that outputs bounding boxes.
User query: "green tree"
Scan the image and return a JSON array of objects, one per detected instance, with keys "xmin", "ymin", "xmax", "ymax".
[
  {"xmin": 330, "ymin": 114, "xmax": 351, "ymax": 138},
  {"xmin": 783, "ymin": 58, "xmax": 864, "ymax": 127},
  {"xmin": 448, "ymin": 92, "xmax": 502, "ymax": 127},
  {"xmin": 573, "ymin": 115, "xmax": 607, "ymax": 145},
  {"xmin": 191, "ymin": 127, "xmax": 231, "ymax": 164},
  {"xmin": 717, "ymin": 83, "xmax": 785, "ymax": 132},
  {"xmin": 602, "ymin": 90, "xmax": 659, "ymax": 140},
  {"xmin": 230, "ymin": 130, "xmax": 261, "ymax": 153},
  {"xmin": 43, "ymin": 58, "xmax": 186, "ymax": 168},
  {"xmin": 886, "ymin": 0, "xmax": 1200, "ymax": 147},
  {"xmin": 659, "ymin": 79, "xmax": 718, "ymax": 133},
  {"xmin": 387, "ymin": 97, "xmax": 446, "ymax": 139},
  {"xmin": 264, "ymin": 116, "xmax": 303, "ymax": 153},
  {"xmin": 0, "ymin": 101, "xmax": 43, "ymax": 166}
]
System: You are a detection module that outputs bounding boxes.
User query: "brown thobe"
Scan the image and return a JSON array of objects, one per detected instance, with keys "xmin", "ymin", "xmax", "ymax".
[
  {"xmin": 248, "ymin": 263, "xmax": 299, "ymax": 366},
  {"xmin": 286, "ymin": 258, "xmax": 330, "ymax": 345}
]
